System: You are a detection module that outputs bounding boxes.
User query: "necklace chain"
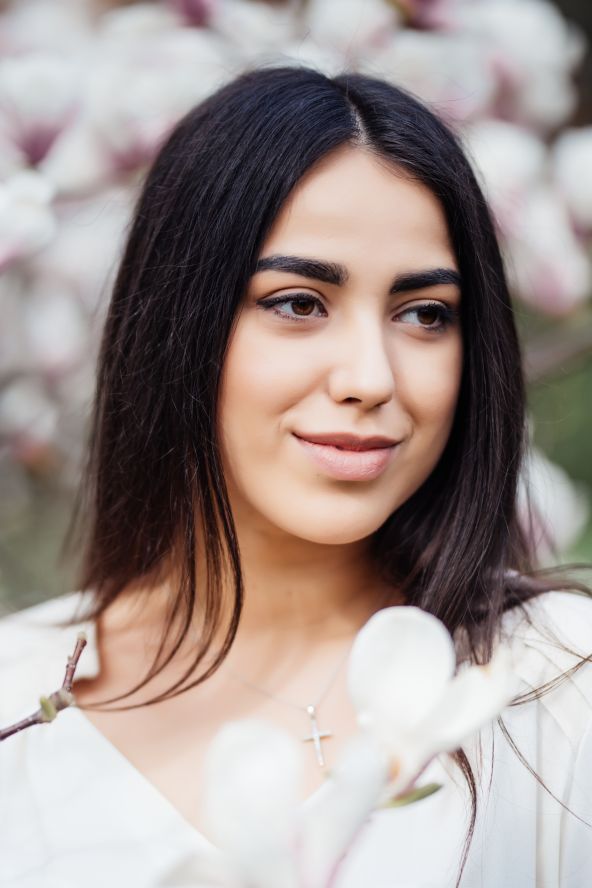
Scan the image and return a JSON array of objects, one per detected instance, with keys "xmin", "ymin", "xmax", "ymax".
[
  {"xmin": 229, "ymin": 642, "xmax": 354, "ymax": 768},
  {"xmin": 229, "ymin": 641, "xmax": 352, "ymax": 713}
]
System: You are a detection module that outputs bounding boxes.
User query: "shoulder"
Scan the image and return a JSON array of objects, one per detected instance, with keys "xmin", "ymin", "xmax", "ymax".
[
  {"xmin": 502, "ymin": 589, "xmax": 592, "ymax": 671},
  {"xmin": 0, "ymin": 592, "xmax": 100, "ymax": 724},
  {"xmin": 500, "ymin": 590, "xmax": 592, "ymax": 749}
]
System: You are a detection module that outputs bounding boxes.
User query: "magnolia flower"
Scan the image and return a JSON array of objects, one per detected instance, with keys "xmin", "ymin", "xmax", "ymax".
[
  {"xmin": 518, "ymin": 445, "xmax": 590, "ymax": 562},
  {"xmin": 22, "ymin": 288, "xmax": 88, "ymax": 377},
  {"xmin": 462, "ymin": 121, "xmax": 591, "ymax": 314},
  {"xmin": 304, "ymin": 0, "xmax": 400, "ymax": 58},
  {"xmin": 163, "ymin": 607, "xmax": 514, "ymax": 888},
  {"xmin": 552, "ymin": 127, "xmax": 592, "ymax": 232},
  {"xmin": 401, "ymin": 0, "xmax": 463, "ymax": 30},
  {"xmin": 347, "ymin": 606, "xmax": 517, "ymax": 799},
  {"xmin": 0, "ymin": 170, "xmax": 56, "ymax": 271},
  {"xmin": 0, "ymin": 52, "xmax": 82, "ymax": 164},
  {"xmin": 83, "ymin": 20, "xmax": 228, "ymax": 174},
  {"xmin": 504, "ymin": 185, "xmax": 591, "ymax": 315},
  {"xmin": 164, "ymin": 720, "xmax": 387, "ymax": 888},
  {"xmin": 457, "ymin": 0, "xmax": 585, "ymax": 130},
  {"xmin": 372, "ymin": 30, "xmax": 497, "ymax": 125},
  {"xmin": 462, "ymin": 120, "xmax": 547, "ymax": 238},
  {"xmin": 210, "ymin": 0, "xmax": 296, "ymax": 56},
  {"xmin": 202, "ymin": 719, "xmax": 304, "ymax": 888},
  {"xmin": 28, "ymin": 189, "xmax": 131, "ymax": 310},
  {"xmin": 0, "ymin": 129, "xmax": 26, "ymax": 179},
  {"xmin": 0, "ymin": 0, "xmax": 94, "ymax": 56},
  {"xmin": 206, "ymin": 722, "xmax": 389, "ymax": 888},
  {"xmin": 167, "ymin": 0, "xmax": 219, "ymax": 28}
]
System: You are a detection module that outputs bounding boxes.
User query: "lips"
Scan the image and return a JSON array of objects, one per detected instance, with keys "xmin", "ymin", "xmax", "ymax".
[
  {"xmin": 293, "ymin": 432, "xmax": 400, "ymax": 481},
  {"xmin": 294, "ymin": 432, "xmax": 399, "ymax": 450}
]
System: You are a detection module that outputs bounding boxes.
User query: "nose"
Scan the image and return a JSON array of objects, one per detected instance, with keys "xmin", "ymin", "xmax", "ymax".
[{"xmin": 326, "ymin": 317, "xmax": 395, "ymax": 409}]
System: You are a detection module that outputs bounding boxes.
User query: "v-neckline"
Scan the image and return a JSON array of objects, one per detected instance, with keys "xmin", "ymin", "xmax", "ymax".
[{"xmin": 67, "ymin": 703, "xmax": 333, "ymax": 853}]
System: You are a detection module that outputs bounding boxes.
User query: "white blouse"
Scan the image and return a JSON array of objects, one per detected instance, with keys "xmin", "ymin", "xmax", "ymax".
[{"xmin": 1, "ymin": 590, "xmax": 591, "ymax": 888}]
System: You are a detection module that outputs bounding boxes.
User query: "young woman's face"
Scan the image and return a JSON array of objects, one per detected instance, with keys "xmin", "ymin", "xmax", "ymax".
[{"xmin": 219, "ymin": 146, "xmax": 463, "ymax": 545}]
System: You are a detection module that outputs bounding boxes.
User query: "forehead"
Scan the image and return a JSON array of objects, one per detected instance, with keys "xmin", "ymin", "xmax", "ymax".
[{"xmin": 261, "ymin": 146, "xmax": 456, "ymax": 269}]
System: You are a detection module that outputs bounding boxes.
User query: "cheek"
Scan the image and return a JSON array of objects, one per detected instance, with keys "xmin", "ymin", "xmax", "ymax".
[
  {"xmin": 217, "ymin": 321, "xmax": 318, "ymax": 491},
  {"xmin": 220, "ymin": 325, "xmax": 312, "ymax": 422},
  {"xmin": 394, "ymin": 336, "xmax": 463, "ymax": 439}
]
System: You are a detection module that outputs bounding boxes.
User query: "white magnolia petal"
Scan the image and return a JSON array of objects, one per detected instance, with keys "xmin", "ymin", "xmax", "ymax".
[
  {"xmin": 40, "ymin": 120, "xmax": 114, "ymax": 198},
  {"xmin": 552, "ymin": 126, "xmax": 592, "ymax": 230},
  {"xmin": 0, "ymin": 52, "xmax": 81, "ymax": 136},
  {"xmin": 0, "ymin": 170, "xmax": 56, "ymax": 268},
  {"xmin": 417, "ymin": 647, "xmax": 517, "ymax": 756},
  {"xmin": 463, "ymin": 120, "xmax": 546, "ymax": 236},
  {"xmin": 348, "ymin": 606, "xmax": 456, "ymax": 732},
  {"xmin": 305, "ymin": 0, "xmax": 399, "ymax": 55},
  {"xmin": 373, "ymin": 30, "xmax": 496, "ymax": 124},
  {"xmin": 210, "ymin": 0, "xmax": 295, "ymax": 53},
  {"xmin": 518, "ymin": 447, "xmax": 590, "ymax": 561},
  {"xmin": 458, "ymin": 0, "xmax": 584, "ymax": 129},
  {"xmin": 505, "ymin": 185, "xmax": 591, "ymax": 315},
  {"xmin": 298, "ymin": 733, "xmax": 389, "ymax": 886},
  {"xmin": 157, "ymin": 850, "xmax": 239, "ymax": 888},
  {"xmin": 202, "ymin": 719, "xmax": 302, "ymax": 888}
]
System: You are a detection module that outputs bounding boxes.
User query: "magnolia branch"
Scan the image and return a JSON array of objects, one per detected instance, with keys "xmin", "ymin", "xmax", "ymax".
[{"xmin": 0, "ymin": 632, "xmax": 87, "ymax": 742}]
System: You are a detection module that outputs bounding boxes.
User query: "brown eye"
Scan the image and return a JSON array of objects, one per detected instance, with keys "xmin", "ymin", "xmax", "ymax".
[
  {"xmin": 257, "ymin": 293, "xmax": 327, "ymax": 321},
  {"xmin": 395, "ymin": 301, "xmax": 458, "ymax": 333},
  {"xmin": 292, "ymin": 298, "xmax": 316, "ymax": 316},
  {"xmin": 417, "ymin": 305, "xmax": 440, "ymax": 326}
]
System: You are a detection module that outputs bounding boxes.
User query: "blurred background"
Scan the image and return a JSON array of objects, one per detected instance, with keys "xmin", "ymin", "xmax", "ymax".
[{"xmin": 0, "ymin": 0, "xmax": 591, "ymax": 614}]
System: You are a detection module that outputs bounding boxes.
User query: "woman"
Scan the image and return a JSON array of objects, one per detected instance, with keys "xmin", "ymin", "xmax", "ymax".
[{"xmin": 1, "ymin": 66, "xmax": 591, "ymax": 887}]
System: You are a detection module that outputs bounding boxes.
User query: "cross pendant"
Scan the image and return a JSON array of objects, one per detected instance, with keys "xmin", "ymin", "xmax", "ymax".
[{"xmin": 302, "ymin": 704, "xmax": 332, "ymax": 768}]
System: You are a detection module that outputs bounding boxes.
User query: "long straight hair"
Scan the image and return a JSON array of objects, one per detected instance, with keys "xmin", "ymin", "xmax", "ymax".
[{"xmin": 65, "ymin": 64, "xmax": 589, "ymax": 877}]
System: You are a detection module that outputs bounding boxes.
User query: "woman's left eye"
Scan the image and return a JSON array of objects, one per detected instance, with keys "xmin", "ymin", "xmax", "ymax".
[
  {"xmin": 396, "ymin": 301, "xmax": 459, "ymax": 333},
  {"xmin": 257, "ymin": 295, "xmax": 459, "ymax": 332}
]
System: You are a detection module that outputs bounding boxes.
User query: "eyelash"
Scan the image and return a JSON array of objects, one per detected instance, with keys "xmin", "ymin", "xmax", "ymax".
[{"xmin": 257, "ymin": 293, "xmax": 459, "ymax": 333}]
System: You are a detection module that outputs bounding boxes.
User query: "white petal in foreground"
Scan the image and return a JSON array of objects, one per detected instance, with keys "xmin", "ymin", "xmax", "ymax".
[
  {"xmin": 418, "ymin": 647, "xmax": 518, "ymax": 757},
  {"xmin": 200, "ymin": 720, "xmax": 389, "ymax": 888},
  {"xmin": 347, "ymin": 605, "xmax": 516, "ymax": 796},
  {"xmin": 202, "ymin": 719, "xmax": 302, "ymax": 888},
  {"xmin": 298, "ymin": 732, "xmax": 389, "ymax": 888},
  {"xmin": 348, "ymin": 606, "xmax": 457, "ymax": 735}
]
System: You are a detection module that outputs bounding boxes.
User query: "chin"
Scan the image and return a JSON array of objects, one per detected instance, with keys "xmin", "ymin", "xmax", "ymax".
[{"xmin": 269, "ymin": 503, "xmax": 392, "ymax": 547}]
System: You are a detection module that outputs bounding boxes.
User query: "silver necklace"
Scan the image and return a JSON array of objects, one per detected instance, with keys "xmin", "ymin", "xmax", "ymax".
[{"xmin": 230, "ymin": 644, "xmax": 352, "ymax": 769}]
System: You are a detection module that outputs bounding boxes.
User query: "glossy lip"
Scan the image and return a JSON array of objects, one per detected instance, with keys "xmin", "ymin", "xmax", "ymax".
[
  {"xmin": 293, "ymin": 433, "xmax": 400, "ymax": 481},
  {"xmin": 294, "ymin": 431, "xmax": 399, "ymax": 450}
]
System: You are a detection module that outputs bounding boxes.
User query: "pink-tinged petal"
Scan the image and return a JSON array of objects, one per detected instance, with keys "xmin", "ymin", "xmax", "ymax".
[
  {"xmin": 552, "ymin": 127, "xmax": 592, "ymax": 231},
  {"xmin": 305, "ymin": 0, "xmax": 400, "ymax": 56},
  {"xmin": 0, "ymin": 170, "xmax": 56, "ymax": 270},
  {"xmin": 348, "ymin": 606, "xmax": 456, "ymax": 732},
  {"xmin": 167, "ymin": 0, "xmax": 218, "ymax": 28},
  {"xmin": 298, "ymin": 733, "xmax": 389, "ymax": 886},
  {"xmin": 40, "ymin": 121, "xmax": 114, "ymax": 198},
  {"xmin": 417, "ymin": 648, "xmax": 517, "ymax": 756}
]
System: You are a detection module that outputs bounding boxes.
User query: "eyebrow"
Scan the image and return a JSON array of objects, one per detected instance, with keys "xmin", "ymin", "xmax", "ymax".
[{"xmin": 254, "ymin": 254, "xmax": 461, "ymax": 295}]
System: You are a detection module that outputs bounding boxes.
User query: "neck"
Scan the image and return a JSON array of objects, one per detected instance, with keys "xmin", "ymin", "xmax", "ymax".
[
  {"xmin": 192, "ymin": 510, "xmax": 400, "ymax": 648},
  {"xmin": 109, "ymin": 524, "xmax": 399, "ymax": 665},
  {"xmin": 229, "ymin": 536, "xmax": 391, "ymax": 638}
]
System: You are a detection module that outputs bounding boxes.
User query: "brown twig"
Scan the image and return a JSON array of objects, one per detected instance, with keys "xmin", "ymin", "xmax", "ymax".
[{"xmin": 0, "ymin": 632, "xmax": 87, "ymax": 742}]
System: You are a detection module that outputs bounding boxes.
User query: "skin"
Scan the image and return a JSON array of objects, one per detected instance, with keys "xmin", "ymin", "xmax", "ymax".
[
  {"xmin": 73, "ymin": 145, "xmax": 463, "ymax": 835},
  {"xmin": 217, "ymin": 144, "xmax": 463, "ymax": 633}
]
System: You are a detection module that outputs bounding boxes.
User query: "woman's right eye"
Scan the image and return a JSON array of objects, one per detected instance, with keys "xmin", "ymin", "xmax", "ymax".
[{"xmin": 256, "ymin": 294, "xmax": 327, "ymax": 322}]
